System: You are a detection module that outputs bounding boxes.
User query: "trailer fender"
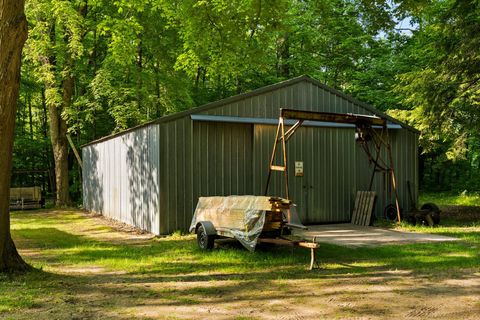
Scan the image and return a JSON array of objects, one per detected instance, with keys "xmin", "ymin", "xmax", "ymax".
[{"xmin": 195, "ymin": 221, "xmax": 217, "ymax": 235}]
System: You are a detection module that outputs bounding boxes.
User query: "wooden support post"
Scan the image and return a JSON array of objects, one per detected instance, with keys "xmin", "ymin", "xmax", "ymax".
[
  {"xmin": 309, "ymin": 247, "xmax": 318, "ymax": 271},
  {"xmin": 66, "ymin": 134, "xmax": 83, "ymax": 169},
  {"xmin": 368, "ymin": 142, "xmax": 382, "ymax": 191},
  {"xmin": 385, "ymin": 129, "xmax": 401, "ymax": 224},
  {"xmin": 280, "ymin": 117, "xmax": 289, "ymax": 200},
  {"xmin": 299, "ymin": 236, "xmax": 320, "ymax": 270},
  {"xmin": 283, "ymin": 120, "xmax": 303, "ymax": 142},
  {"xmin": 264, "ymin": 120, "xmax": 282, "ymax": 196}
]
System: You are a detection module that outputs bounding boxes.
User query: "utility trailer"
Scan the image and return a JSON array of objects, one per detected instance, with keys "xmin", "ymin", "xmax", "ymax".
[{"xmin": 190, "ymin": 196, "xmax": 320, "ymax": 270}]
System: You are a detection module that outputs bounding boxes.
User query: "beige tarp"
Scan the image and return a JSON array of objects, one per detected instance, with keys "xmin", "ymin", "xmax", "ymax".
[{"xmin": 190, "ymin": 196, "xmax": 274, "ymax": 251}]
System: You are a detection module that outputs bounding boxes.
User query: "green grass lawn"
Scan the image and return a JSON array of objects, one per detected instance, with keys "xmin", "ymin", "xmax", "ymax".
[
  {"xmin": 7, "ymin": 209, "xmax": 480, "ymax": 275},
  {"xmin": 420, "ymin": 191, "xmax": 480, "ymax": 206},
  {"xmin": 1, "ymin": 201, "xmax": 479, "ymax": 319}
]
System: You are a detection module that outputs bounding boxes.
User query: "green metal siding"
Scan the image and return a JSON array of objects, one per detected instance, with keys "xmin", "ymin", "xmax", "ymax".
[
  {"xmin": 199, "ymin": 82, "xmax": 375, "ymax": 118},
  {"xmin": 159, "ymin": 117, "xmax": 194, "ymax": 234},
  {"xmin": 159, "ymin": 119, "xmax": 253, "ymax": 234},
  {"xmin": 253, "ymin": 125, "xmax": 356, "ymax": 223}
]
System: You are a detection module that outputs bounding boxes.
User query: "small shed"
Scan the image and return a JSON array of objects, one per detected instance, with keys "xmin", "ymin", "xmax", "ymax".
[{"xmin": 82, "ymin": 75, "xmax": 419, "ymax": 235}]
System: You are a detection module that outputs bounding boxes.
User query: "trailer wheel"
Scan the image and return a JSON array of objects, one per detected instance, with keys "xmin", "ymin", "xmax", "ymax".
[
  {"xmin": 197, "ymin": 225, "xmax": 214, "ymax": 250},
  {"xmin": 421, "ymin": 203, "xmax": 440, "ymax": 225}
]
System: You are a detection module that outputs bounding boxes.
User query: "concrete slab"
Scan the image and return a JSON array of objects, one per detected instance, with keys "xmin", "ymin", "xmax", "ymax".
[{"xmin": 294, "ymin": 223, "xmax": 458, "ymax": 247}]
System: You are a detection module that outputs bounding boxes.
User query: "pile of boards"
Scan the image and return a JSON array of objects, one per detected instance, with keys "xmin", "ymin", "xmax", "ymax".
[
  {"xmin": 263, "ymin": 197, "xmax": 291, "ymax": 231},
  {"xmin": 351, "ymin": 191, "xmax": 376, "ymax": 226}
]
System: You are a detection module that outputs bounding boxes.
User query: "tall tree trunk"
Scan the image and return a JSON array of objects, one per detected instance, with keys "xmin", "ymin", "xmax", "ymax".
[
  {"xmin": 0, "ymin": 0, "xmax": 30, "ymax": 272},
  {"xmin": 92, "ymin": 25, "xmax": 97, "ymax": 139},
  {"xmin": 48, "ymin": 79, "xmax": 72, "ymax": 206},
  {"xmin": 137, "ymin": 39, "xmax": 144, "ymax": 119},
  {"xmin": 47, "ymin": 3, "xmax": 87, "ymax": 206},
  {"xmin": 41, "ymin": 87, "xmax": 54, "ymax": 193},
  {"xmin": 154, "ymin": 61, "xmax": 162, "ymax": 118},
  {"xmin": 28, "ymin": 92, "xmax": 33, "ymax": 138}
]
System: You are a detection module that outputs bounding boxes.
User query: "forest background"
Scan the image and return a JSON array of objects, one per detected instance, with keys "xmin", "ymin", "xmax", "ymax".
[{"xmin": 13, "ymin": 0, "xmax": 480, "ymax": 205}]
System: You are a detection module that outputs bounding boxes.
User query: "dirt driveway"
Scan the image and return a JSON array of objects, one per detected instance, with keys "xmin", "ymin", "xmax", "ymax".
[{"xmin": 296, "ymin": 223, "xmax": 458, "ymax": 247}]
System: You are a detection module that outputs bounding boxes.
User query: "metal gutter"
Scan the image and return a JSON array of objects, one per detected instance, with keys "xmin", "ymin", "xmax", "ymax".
[{"xmin": 190, "ymin": 114, "xmax": 403, "ymax": 129}]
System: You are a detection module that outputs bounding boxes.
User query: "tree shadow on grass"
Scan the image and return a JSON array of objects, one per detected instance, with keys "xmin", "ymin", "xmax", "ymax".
[
  {"xmin": 13, "ymin": 228, "xmax": 88, "ymax": 250},
  {"xmin": 5, "ymin": 225, "xmax": 480, "ymax": 319},
  {"xmin": 3, "ymin": 264, "xmax": 479, "ymax": 320}
]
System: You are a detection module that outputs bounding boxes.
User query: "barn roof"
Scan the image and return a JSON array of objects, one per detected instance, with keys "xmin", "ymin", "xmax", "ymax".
[{"xmin": 82, "ymin": 75, "xmax": 419, "ymax": 147}]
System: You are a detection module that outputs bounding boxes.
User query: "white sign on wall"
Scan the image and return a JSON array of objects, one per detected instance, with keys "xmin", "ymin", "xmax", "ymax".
[{"xmin": 295, "ymin": 161, "xmax": 304, "ymax": 177}]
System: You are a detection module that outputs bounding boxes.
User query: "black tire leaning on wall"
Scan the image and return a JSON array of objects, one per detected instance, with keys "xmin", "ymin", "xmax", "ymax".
[{"xmin": 384, "ymin": 204, "xmax": 402, "ymax": 221}]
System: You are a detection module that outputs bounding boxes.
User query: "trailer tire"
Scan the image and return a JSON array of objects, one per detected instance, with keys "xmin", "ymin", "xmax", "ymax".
[{"xmin": 197, "ymin": 225, "xmax": 215, "ymax": 250}]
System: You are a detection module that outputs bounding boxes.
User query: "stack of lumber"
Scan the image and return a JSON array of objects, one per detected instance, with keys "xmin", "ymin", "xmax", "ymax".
[
  {"xmin": 263, "ymin": 197, "xmax": 291, "ymax": 231},
  {"xmin": 351, "ymin": 191, "xmax": 376, "ymax": 226}
]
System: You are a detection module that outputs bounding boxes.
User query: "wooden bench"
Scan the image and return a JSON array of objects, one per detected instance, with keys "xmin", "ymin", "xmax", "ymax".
[{"xmin": 10, "ymin": 187, "xmax": 44, "ymax": 210}]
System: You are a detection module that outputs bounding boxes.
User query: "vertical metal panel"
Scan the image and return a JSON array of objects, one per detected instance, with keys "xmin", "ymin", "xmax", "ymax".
[
  {"xmin": 158, "ymin": 120, "xmax": 253, "ymax": 234},
  {"xmin": 82, "ymin": 124, "xmax": 160, "ymax": 235},
  {"xmin": 159, "ymin": 123, "xmax": 169, "ymax": 234},
  {"xmin": 83, "ymin": 145, "xmax": 104, "ymax": 213},
  {"xmin": 391, "ymin": 129, "xmax": 418, "ymax": 215},
  {"xmin": 253, "ymin": 124, "xmax": 356, "ymax": 223},
  {"xmin": 119, "ymin": 133, "xmax": 127, "ymax": 225}
]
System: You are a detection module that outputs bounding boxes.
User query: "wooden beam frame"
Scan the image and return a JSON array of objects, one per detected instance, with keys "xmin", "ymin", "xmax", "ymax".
[
  {"xmin": 264, "ymin": 108, "xmax": 402, "ymax": 223},
  {"xmin": 281, "ymin": 108, "xmax": 386, "ymax": 126}
]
